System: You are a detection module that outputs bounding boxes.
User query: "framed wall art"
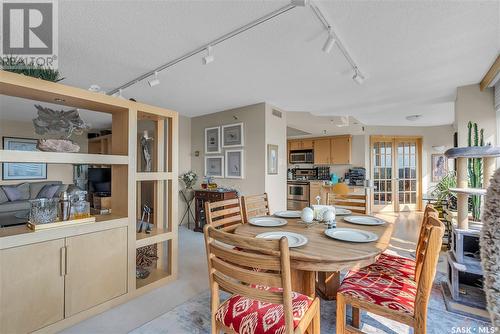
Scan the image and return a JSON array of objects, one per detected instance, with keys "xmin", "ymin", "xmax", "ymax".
[
  {"xmin": 205, "ymin": 156, "xmax": 224, "ymax": 178},
  {"xmin": 222, "ymin": 123, "xmax": 244, "ymax": 148},
  {"xmin": 431, "ymin": 154, "xmax": 448, "ymax": 182},
  {"xmin": 225, "ymin": 149, "xmax": 244, "ymax": 179},
  {"xmin": 2, "ymin": 137, "xmax": 47, "ymax": 180},
  {"xmin": 267, "ymin": 144, "xmax": 278, "ymax": 175},
  {"xmin": 205, "ymin": 126, "xmax": 221, "ymax": 154}
]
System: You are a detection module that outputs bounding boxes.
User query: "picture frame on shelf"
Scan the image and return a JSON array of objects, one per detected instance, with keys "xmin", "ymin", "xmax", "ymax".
[
  {"xmin": 205, "ymin": 155, "xmax": 224, "ymax": 178},
  {"xmin": 222, "ymin": 123, "xmax": 244, "ymax": 147},
  {"xmin": 267, "ymin": 144, "xmax": 278, "ymax": 175},
  {"xmin": 225, "ymin": 149, "xmax": 244, "ymax": 179},
  {"xmin": 431, "ymin": 154, "xmax": 448, "ymax": 182},
  {"xmin": 2, "ymin": 137, "xmax": 47, "ymax": 180},
  {"xmin": 205, "ymin": 126, "xmax": 221, "ymax": 154}
]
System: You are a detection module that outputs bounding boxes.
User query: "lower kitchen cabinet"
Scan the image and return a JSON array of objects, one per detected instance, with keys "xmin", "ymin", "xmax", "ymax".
[
  {"xmin": 0, "ymin": 226, "xmax": 128, "ymax": 333},
  {"xmin": 0, "ymin": 239, "xmax": 65, "ymax": 334}
]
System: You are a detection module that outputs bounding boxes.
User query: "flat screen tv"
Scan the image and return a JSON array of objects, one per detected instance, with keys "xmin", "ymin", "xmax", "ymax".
[{"xmin": 88, "ymin": 167, "xmax": 111, "ymax": 194}]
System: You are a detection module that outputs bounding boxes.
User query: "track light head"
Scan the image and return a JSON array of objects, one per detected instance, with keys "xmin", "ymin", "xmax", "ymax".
[
  {"xmin": 352, "ymin": 69, "xmax": 365, "ymax": 84},
  {"xmin": 322, "ymin": 33, "xmax": 336, "ymax": 53},
  {"xmin": 148, "ymin": 71, "xmax": 160, "ymax": 87},
  {"xmin": 202, "ymin": 46, "xmax": 214, "ymax": 65},
  {"xmin": 291, "ymin": 0, "xmax": 308, "ymax": 6}
]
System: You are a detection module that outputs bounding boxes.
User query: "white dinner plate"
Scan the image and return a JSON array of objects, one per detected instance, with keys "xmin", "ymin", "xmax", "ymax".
[
  {"xmin": 324, "ymin": 228, "xmax": 379, "ymax": 243},
  {"xmin": 343, "ymin": 215, "xmax": 385, "ymax": 226},
  {"xmin": 334, "ymin": 208, "xmax": 352, "ymax": 216},
  {"xmin": 256, "ymin": 231, "xmax": 308, "ymax": 248},
  {"xmin": 274, "ymin": 211, "xmax": 301, "ymax": 218},
  {"xmin": 249, "ymin": 217, "xmax": 288, "ymax": 227}
]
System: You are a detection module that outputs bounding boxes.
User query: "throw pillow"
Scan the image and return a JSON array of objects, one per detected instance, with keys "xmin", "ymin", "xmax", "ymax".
[
  {"xmin": 2, "ymin": 183, "xmax": 30, "ymax": 202},
  {"xmin": 37, "ymin": 184, "xmax": 60, "ymax": 199},
  {"xmin": 0, "ymin": 188, "xmax": 8, "ymax": 204}
]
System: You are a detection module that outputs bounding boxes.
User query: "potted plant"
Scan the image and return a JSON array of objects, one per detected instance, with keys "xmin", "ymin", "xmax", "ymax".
[
  {"xmin": 179, "ymin": 171, "xmax": 198, "ymax": 202},
  {"xmin": 431, "ymin": 170, "xmax": 457, "ymax": 212},
  {"xmin": 1, "ymin": 56, "xmax": 64, "ymax": 82}
]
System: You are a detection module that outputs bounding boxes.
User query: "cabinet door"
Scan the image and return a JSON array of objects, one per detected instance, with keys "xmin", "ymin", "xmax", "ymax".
[
  {"xmin": 309, "ymin": 182, "xmax": 322, "ymax": 205},
  {"xmin": 289, "ymin": 140, "xmax": 301, "ymax": 151},
  {"xmin": 65, "ymin": 227, "xmax": 127, "ymax": 317},
  {"xmin": 301, "ymin": 139, "xmax": 314, "ymax": 149},
  {"xmin": 331, "ymin": 136, "xmax": 351, "ymax": 164},
  {"xmin": 0, "ymin": 239, "xmax": 65, "ymax": 333},
  {"xmin": 313, "ymin": 139, "xmax": 331, "ymax": 164}
]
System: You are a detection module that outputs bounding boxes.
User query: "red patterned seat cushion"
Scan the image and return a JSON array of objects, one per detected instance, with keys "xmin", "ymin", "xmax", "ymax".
[
  {"xmin": 215, "ymin": 287, "xmax": 312, "ymax": 334},
  {"xmin": 338, "ymin": 267, "xmax": 417, "ymax": 315},
  {"xmin": 373, "ymin": 252, "xmax": 416, "ymax": 279}
]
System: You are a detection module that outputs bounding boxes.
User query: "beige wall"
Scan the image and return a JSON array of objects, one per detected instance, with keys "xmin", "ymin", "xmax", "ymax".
[
  {"xmin": 0, "ymin": 120, "xmax": 88, "ymax": 185},
  {"xmin": 177, "ymin": 115, "xmax": 192, "ymax": 225},
  {"xmin": 265, "ymin": 105, "xmax": 287, "ymax": 212},
  {"xmin": 191, "ymin": 103, "xmax": 266, "ymax": 196},
  {"xmin": 455, "ymin": 84, "xmax": 496, "ymax": 146}
]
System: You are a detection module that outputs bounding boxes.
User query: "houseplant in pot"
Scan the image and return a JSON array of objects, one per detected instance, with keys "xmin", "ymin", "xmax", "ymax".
[{"xmin": 179, "ymin": 171, "xmax": 198, "ymax": 202}]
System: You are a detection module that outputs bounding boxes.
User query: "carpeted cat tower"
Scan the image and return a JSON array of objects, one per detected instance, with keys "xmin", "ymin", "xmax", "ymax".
[{"xmin": 480, "ymin": 167, "xmax": 500, "ymax": 327}]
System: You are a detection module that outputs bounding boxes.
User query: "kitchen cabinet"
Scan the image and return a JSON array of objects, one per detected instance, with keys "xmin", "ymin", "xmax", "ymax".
[
  {"xmin": 0, "ymin": 239, "xmax": 65, "ymax": 334},
  {"xmin": 309, "ymin": 181, "xmax": 323, "ymax": 205},
  {"xmin": 289, "ymin": 140, "xmax": 302, "ymax": 151},
  {"xmin": 331, "ymin": 135, "xmax": 351, "ymax": 164},
  {"xmin": 313, "ymin": 138, "xmax": 331, "ymax": 164},
  {"xmin": 289, "ymin": 139, "xmax": 313, "ymax": 150},
  {"xmin": 65, "ymin": 227, "xmax": 127, "ymax": 317}
]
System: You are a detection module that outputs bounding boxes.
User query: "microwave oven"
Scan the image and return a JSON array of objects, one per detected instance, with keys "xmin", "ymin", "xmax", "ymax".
[{"xmin": 289, "ymin": 150, "xmax": 314, "ymax": 164}]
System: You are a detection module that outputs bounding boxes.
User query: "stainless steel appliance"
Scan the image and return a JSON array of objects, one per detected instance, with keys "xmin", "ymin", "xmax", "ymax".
[
  {"xmin": 289, "ymin": 150, "xmax": 313, "ymax": 164},
  {"xmin": 294, "ymin": 168, "xmax": 317, "ymax": 180},
  {"xmin": 287, "ymin": 181, "xmax": 309, "ymax": 210}
]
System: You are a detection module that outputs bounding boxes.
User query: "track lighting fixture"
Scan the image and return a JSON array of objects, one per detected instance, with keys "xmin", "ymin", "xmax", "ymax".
[
  {"xmin": 202, "ymin": 46, "xmax": 214, "ymax": 65},
  {"xmin": 352, "ymin": 69, "xmax": 365, "ymax": 84},
  {"xmin": 148, "ymin": 72, "xmax": 160, "ymax": 87},
  {"xmin": 322, "ymin": 31, "xmax": 335, "ymax": 53}
]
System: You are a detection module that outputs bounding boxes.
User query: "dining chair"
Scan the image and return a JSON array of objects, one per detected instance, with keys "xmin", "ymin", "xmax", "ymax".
[
  {"xmin": 241, "ymin": 193, "xmax": 270, "ymax": 222},
  {"xmin": 205, "ymin": 198, "xmax": 245, "ymax": 232},
  {"xmin": 336, "ymin": 215, "xmax": 444, "ymax": 334},
  {"xmin": 326, "ymin": 192, "xmax": 367, "ymax": 214},
  {"xmin": 204, "ymin": 225, "xmax": 321, "ymax": 334}
]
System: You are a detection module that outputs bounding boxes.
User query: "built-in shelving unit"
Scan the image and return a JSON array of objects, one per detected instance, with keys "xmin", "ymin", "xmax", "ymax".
[{"xmin": 0, "ymin": 70, "xmax": 178, "ymax": 333}]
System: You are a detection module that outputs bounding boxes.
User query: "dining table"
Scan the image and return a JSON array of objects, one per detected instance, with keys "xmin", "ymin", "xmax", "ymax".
[{"xmin": 234, "ymin": 214, "xmax": 394, "ymax": 299}]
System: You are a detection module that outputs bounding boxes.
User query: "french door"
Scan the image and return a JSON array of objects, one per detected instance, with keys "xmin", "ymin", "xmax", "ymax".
[{"xmin": 371, "ymin": 136, "xmax": 422, "ymax": 212}]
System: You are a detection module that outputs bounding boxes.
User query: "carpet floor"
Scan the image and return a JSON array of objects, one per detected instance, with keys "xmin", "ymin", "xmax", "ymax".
[{"xmin": 131, "ymin": 272, "xmax": 492, "ymax": 334}]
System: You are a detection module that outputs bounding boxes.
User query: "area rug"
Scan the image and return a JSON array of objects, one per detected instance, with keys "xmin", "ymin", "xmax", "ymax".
[{"xmin": 131, "ymin": 273, "xmax": 492, "ymax": 334}]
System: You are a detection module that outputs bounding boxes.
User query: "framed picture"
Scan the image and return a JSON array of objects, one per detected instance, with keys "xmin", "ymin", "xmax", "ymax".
[
  {"xmin": 205, "ymin": 126, "xmax": 221, "ymax": 154},
  {"xmin": 2, "ymin": 137, "xmax": 47, "ymax": 180},
  {"xmin": 431, "ymin": 154, "xmax": 448, "ymax": 182},
  {"xmin": 222, "ymin": 123, "xmax": 244, "ymax": 148},
  {"xmin": 225, "ymin": 149, "xmax": 244, "ymax": 179},
  {"xmin": 205, "ymin": 156, "xmax": 224, "ymax": 178},
  {"xmin": 267, "ymin": 144, "xmax": 278, "ymax": 175}
]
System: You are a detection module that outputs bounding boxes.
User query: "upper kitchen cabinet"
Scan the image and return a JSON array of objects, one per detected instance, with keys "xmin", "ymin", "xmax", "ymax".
[
  {"xmin": 313, "ymin": 138, "xmax": 331, "ymax": 164},
  {"xmin": 289, "ymin": 139, "xmax": 313, "ymax": 150},
  {"xmin": 331, "ymin": 135, "xmax": 352, "ymax": 164}
]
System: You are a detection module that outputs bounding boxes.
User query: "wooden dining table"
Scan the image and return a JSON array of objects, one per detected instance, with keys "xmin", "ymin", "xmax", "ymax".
[{"xmin": 234, "ymin": 215, "xmax": 394, "ymax": 298}]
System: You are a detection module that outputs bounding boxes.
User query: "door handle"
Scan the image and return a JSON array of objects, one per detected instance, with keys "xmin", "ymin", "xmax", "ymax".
[
  {"xmin": 65, "ymin": 245, "xmax": 69, "ymax": 275},
  {"xmin": 60, "ymin": 247, "xmax": 66, "ymax": 276}
]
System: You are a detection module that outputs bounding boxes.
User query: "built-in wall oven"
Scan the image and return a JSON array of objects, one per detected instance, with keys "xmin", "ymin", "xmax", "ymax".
[
  {"xmin": 287, "ymin": 181, "xmax": 309, "ymax": 210},
  {"xmin": 289, "ymin": 150, "xmax": 314, "ymax": 164}
]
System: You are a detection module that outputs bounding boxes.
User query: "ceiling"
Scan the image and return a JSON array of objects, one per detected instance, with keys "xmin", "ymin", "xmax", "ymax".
[{"xmin": 1, "ymin": 0, "xmax": 499, "ymax": 127}]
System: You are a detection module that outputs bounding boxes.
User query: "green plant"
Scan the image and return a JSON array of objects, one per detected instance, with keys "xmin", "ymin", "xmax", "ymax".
[
  {"xmin": 431, "ymin": 170, "xmax": 457, "ymax": 208},
  {"xmin": 0, "ymin": 56, "xmax": 64, "ymax": 82},
  {"xmin": 467, "ymin": 121, "xmax": 483, "ymax": 221}
]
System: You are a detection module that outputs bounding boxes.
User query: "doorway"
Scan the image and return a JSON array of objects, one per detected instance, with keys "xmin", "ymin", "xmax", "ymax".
[{"xmin": 370, "ymin": 136, "xmax": 422, "ymax": 212}]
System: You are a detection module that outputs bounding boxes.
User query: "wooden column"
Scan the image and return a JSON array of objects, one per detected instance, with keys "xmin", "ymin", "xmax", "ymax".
[
  {"xmin": 456, "ymin": 157, "xmax": 468, "ymax": 230},
  {"xmin": 483, "ymin": 157, "xmax": 496, "ymax": 189}
]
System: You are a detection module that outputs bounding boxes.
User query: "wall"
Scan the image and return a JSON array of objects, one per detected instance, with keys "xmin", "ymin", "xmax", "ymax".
[
  {"xmin": 0, "ymin": 119, "xmax": 88, "ymax": 186},
  {"xmin": 177, "ymin": 115, "xmax": 192, "ymax": 225},
  {"xmin": 455, "ymin": 84, "xmax": 496, "ymax": 147},
  {"xmin": 265, "ymin": 105, "xmax": 287, "ymax": 212},
  {"xmin": 191, "ymin": 103, "xmax": 266, "ymax": 196}
]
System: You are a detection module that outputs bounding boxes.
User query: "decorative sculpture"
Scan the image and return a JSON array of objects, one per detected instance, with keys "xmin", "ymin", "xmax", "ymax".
[
  {"xmin": 32, "ymin": 105, "xmax": 90, "ymax": 152},
  {"xmin": 141, "ymin": 130, "xmax": 154, "ymax": 172}
]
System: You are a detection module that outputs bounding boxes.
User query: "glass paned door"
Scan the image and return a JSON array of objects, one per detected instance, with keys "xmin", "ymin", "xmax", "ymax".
[
  {"xmin": 371, "ymin": 137, "xmax": 421, "ymax": 212},
  {"xmin": 372, "ymin": 139, "xmax": 394, "ymax": 212}
]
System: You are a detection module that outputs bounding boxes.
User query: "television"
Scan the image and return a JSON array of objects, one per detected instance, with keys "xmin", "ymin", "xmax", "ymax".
[{"xmin": 88, "ymin": 167, "xmax": 111, "ymax": 195}]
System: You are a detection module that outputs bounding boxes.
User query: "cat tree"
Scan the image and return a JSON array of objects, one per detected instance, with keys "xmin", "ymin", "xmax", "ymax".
[{"xmin": 442, "ymin": 145, "xmax": 500, "ymax": 320}]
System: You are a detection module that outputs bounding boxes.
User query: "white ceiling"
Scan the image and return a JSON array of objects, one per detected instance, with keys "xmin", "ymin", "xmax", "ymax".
[{"xmin": 1, "ymin": 0, "xmax": 499, "ymax": 127}]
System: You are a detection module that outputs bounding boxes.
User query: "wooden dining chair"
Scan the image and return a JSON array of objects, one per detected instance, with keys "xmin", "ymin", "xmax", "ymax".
[
  {"xmin": 326, "ymin": 192, "xmax": 367, "ymax": 214},
  {"xmin": 205, "ymin": 198, "xmax": 245, "ymax": 232},
  {"xmin": 241, "ymin": 193, "xmax": 270, "ymax": 222},
  {"xmin": 336, "ymin": 216, "xmax": 444, "ymax": 334},
  {"xmin": 204, "ymin": 225, "xmax": 321, "ymax": 334}
]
